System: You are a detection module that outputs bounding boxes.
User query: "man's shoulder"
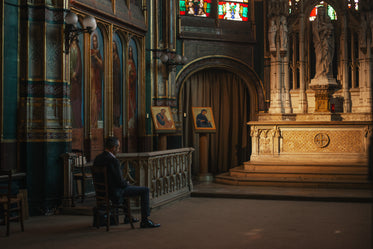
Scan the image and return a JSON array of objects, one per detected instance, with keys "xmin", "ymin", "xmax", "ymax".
[{"xmin": 93, "ymin": 151, "xmax": 112, "ymax": 166}]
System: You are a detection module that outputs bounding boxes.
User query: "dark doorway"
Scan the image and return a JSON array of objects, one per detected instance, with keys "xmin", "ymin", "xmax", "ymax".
[{"xmin": 182, "ymin": 69, "xmax": 251, "ymax": 175}]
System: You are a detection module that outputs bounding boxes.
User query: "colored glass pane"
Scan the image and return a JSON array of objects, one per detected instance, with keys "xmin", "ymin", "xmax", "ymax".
[
  {"xmin": 309, "ymin": 3, "xmax": 337, "ymax": 21},
  {"xmin": 180, "ymin": 0, "xmax": 212, "ymax": 17},
  {"xmin": 225, "ymin": 0, "xmax": 248, "ymax": 2},
  {"xmin": 218, "ymin": 1, "xmax": 249, "ymax": 21},
  {"xmin": 180, "ymin": 0, "xmax": 186, "ymax": 15},
  {"xmin": 348, "ymin": 0, "xmax": 359, "ymax": 10}
]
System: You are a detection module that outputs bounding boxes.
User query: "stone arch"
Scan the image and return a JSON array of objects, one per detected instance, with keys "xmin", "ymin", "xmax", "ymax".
[{"xmin": 175, "ymin": 55, "xmax": 266, "ymax": 121}]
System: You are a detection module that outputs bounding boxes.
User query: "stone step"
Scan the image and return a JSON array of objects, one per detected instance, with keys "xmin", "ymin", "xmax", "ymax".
[
  {"xmin": 229, "ymin": 171, "xmax": 368, "ymax": 181},
  {"xmin": 215, "ymin": 173, "xmax": 373, "ymax": 189},
  {"xmin": 236, "ymin": 165, "xmax": 368, "ymax": 175}
]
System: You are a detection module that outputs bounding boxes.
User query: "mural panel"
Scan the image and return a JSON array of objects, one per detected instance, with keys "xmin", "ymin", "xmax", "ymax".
[
  {"xmin": 128, "ymin": 39, "xmax": 138, "ymax": 130},
  {"xmin": 113, "ymin": 33, "xmax": 123, "ymax": 127},
  {"xmin": 91, "ymin": 29, "xmax": 104, "ymax": 129},
  {"xmin": 70, "ymin": 28, "xmax": 84, "ymax": 129}
]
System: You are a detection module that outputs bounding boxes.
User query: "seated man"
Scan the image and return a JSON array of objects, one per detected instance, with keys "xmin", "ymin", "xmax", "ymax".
[{"xmin": 93, "ymin": 136, "xmax": 160, "ymax": 228}]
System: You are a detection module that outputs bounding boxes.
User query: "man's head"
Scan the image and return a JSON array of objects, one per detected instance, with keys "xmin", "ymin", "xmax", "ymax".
[
  {"xmin": 201, "ymin": 109, "xmax": 207, "ymax": 115},
  {"xmin": 105, "ymin": 136, "xmax": 120, "ymax": 155}
]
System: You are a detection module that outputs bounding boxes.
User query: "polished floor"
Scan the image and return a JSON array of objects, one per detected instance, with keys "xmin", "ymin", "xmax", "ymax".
[{"xmin": 1, "ymin": 183, "xmax": 372, "ymax": 249}]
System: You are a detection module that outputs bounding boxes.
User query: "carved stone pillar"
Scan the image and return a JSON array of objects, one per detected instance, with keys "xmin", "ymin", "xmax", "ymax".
[
  {"xmin": 269, "ymin": 53, "xmax": 283, "ymax": 113},
  {"xmin": 298, "ymin": 14, "xmax": 307, "ymax": 113},
  {"xmin": 283, "ymin": 51, "xmax": 292, "ymax": 113},
  {"xmin": 341, "ymin": 15, "xmax": 351, "ymax": 112},
  {"xmin": 250, "ymin": 127, "xmax": 259, "ymax": 157}
]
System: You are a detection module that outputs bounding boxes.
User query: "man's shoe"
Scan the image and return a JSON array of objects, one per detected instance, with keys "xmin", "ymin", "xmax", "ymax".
[
  {"xmin": 124, "ymin": 216, "xmax": 139, "ymax": 224},
  {"xmin": 140, "ymin": 219, "xmax": 160, "ymax": 228}
]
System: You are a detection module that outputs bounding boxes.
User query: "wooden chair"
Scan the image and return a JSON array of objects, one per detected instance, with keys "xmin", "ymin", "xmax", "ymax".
[
  {"xmin": 0, "ymin": 170, "xmax": 24, "ymax": 236},
  {"xmin": 71, "ymin": 150, "xmax": 92, "ymax": 205},
  {"xmin": 92, "ymin": 166, "xmax": 134, "ymax": 231}
]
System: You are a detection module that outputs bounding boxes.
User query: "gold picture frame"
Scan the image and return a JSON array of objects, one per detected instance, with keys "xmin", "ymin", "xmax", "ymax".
[
  {"xmin": 151, "ymin": 106, "xmax": 176, "ymax": 133},
  {"xmin": 192, "ymin": 107, "xmax": 216, "ymax": 133}
]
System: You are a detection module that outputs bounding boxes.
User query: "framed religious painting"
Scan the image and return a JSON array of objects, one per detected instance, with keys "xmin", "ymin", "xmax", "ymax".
[
  {"xmin": 192, "ymin": 107, "xmax": 216, "ymax": 133},
  {"xmin": 151, "ymin": 106, "xmax": 176, "ymax": 133}
]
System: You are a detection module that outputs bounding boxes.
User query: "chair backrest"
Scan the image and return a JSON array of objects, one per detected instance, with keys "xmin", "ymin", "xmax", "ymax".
[
  {"xmin": 91, "ymin": 166, "xmax": 110, "ymax": 208},
  {"xmin": 71, "ymin": 149, "xmax": 86, "ymax": 169}
]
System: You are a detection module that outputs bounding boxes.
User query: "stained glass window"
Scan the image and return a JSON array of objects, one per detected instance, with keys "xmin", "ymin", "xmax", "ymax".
[
  {"xmin": 289, "ymin": 0, "xmax": 301, "ymax": 14},
  {"xmin": 347, "ymin": 0, "xmax": 359, "ymax": 10},
  {"xmin": 218, "ymin": 1, "xmax": 249, "ymax": 21},
  {"xmin": 180, "ymin": 0, "xmax": 212, "ymax": 17},
  {"xmin": 309, "ymin": 3, "xmax": 337, "ymax": 21}
]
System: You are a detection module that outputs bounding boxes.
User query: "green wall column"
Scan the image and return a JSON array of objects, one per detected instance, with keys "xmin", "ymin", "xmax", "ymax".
[{"xmin": 18, "ymin": 1, "xmax": 71, "ymax": 215}]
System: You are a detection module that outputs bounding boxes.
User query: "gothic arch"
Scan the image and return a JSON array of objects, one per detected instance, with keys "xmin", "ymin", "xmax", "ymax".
[{"xmin": 175, "ymin": 55, "xmax": 266, "ymax": 121}]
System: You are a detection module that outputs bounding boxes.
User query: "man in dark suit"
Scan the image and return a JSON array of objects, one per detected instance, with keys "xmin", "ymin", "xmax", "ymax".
[{"xmin": 93, "ymin": 136, "xmax": 160, "ymax": 228}]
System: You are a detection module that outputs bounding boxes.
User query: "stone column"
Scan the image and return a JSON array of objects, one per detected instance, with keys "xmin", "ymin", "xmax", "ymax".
[
  {"xmin": 298, "ymin": 14, "xmax": 307, "ymax": 113},
  {"xmin": 283, "ymin": 50, "xmax": 292, "ymax": 113},
  {"xmin": 341, "ymin": 15, "xmax": 351, "ymax": 112},
  {"xmin": 366, "ymin": 44, "xmax": 372, "ymax": 113},
  {"xmin": 351, "ymin": 33, "xmax": 357, "ymax": 89},
  {"xmin": 18, "ymin": 2, "xmax": 71, "ymax": 215},
  {"xmin": 268, "ymin": 15, "xmax": 282, "ymax": 114},
  {"xmin": 250, "ymin": 127, "xmax": 259, "ymax": 157}
]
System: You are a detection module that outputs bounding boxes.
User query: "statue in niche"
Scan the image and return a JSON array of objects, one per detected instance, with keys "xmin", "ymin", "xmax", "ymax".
[
  {"xmin": 267, "ymin": 0, "xmax": 288, "ymax": 53},
  {"xmin": 268, "ymin": 18, "xmax": 278, "ymax": 52},
  {"xmin": 279, "ymin": 15, "xmax": 288, "ymax": 51},
  {"xmin": 312, "ymin": 6, "xmax": 335, "ymax": 81}
]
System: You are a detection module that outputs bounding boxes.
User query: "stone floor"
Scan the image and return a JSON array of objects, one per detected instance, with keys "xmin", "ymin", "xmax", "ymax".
[{"xmin": 1, "ymin": 182, "xmax": 372, "ymax": 249}]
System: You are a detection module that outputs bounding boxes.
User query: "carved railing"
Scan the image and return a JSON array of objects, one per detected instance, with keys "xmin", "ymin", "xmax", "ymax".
[{"xmin": 117, "ymin": 148, "xmax": 195, "ymax": 208}]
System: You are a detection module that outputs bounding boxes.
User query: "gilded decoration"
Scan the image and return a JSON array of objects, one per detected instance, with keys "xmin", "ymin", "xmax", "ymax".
[
  {"xmin": 314, "ymin": 133, "xmax": 330, "ymax": 148},
  {"xmin": 281, "ymin": 129, "xmax": 364, "ymax": 153}
]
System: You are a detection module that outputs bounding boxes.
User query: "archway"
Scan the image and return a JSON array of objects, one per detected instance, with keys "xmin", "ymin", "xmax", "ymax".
[{"xmin": 176, "ymin": 56, "xmax": 264, "ymax": 175}]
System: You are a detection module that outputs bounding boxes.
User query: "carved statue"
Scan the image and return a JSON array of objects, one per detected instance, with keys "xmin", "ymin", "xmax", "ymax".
[
  {"xmin": 279, "ymin": 15, "xmax": 288, "ymax": 51},
  {"xmin": 312, "ymin": 7, "xmax": 335, "ymax": 80},
  {"xmin": 268, "ymin": 18, "xmax": 278, "ymax": 51}
]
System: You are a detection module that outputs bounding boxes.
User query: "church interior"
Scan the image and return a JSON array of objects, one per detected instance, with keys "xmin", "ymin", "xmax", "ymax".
[{"xmin": 1, "ymin": 0, "xmax": 372, "ymax": 240}]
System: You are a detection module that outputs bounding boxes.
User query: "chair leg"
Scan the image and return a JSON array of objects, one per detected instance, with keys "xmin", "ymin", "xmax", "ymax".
[
  {"xmin": 106, "ymin": 207, "xmax": 110, "ymax": 232},
  {"xmin": 19, "ymin": 201, "xmax": 24, "ymax": 232},
  {"xmin": 5, "ymin": 206, "xmax": 10, "ymax": 237},
  {"xmin": 81, "ymin": 177, "xmax": 85, "ymax": 202},
  {"xmin": 112, "ymin": 207, "xmax": 119, "ymax": 226},
  {"xmin": 95, "ymin": 212, "xmax": 100, "ymax": 229}
]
